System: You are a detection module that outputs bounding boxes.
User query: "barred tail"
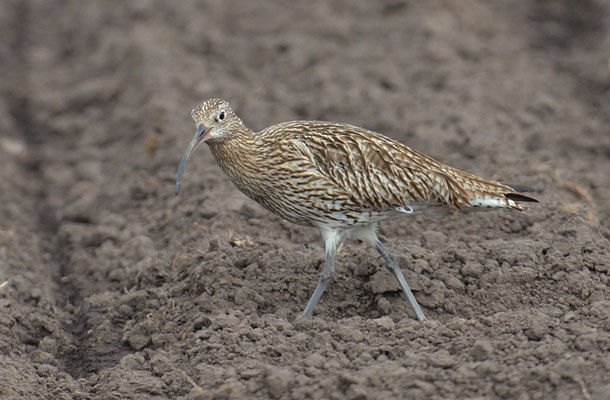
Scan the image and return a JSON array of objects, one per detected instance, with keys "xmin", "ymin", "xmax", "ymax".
[{"xmin": 469, "ymin": 183, "xmax": 538, "ymax": 210}]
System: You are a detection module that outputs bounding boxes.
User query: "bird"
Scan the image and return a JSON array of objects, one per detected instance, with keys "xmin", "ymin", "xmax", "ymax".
[{"xmin": 175, "ymin": 98, "xmax": 537, "ymax": 322}]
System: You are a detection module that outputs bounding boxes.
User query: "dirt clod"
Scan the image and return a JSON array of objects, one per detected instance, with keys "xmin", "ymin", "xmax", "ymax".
[
  {"xmin": 264, "ymin": 365, "xmax": 294, "ymax": 399},
  {"xmin": 471, "ymin": 339, "xmax": 494, "ymax": 361},
  {"xmin": 122, "ymin": 320, "xmax": 154, "ymax": 351}
]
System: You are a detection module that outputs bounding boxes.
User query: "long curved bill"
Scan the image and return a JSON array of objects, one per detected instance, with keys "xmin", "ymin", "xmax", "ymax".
[{"xmin": 175, "ymin": 124, "xmax": 210, "ymax": 195}]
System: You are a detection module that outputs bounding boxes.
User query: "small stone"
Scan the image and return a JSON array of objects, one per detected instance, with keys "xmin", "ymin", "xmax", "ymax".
[{"xmin": 229, "ymin": 234, "xmax": 253, "ymax": 247}]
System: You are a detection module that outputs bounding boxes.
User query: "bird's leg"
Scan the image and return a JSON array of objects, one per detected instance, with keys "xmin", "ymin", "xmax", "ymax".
[
  {"xmin": 374, "ymin": 241, "xmax": 426, "ymax": 322},
  {"xmin": 302, "ymin": 247, "xmax": 335, "ymax": 318},
  {"xmin": 303, "ymin": 228, "xmax": 341, "ymax": 318}
]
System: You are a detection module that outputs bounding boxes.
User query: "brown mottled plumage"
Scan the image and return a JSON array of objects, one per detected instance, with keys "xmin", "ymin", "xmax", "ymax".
[{"xmin": 176, "ymin": 98, "xmax": 537, "ymax": 321}]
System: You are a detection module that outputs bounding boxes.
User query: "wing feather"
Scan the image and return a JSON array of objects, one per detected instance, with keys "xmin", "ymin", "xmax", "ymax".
[
  {"xmin": 270, "ymin": 121, "xmax": 534, "ymax": 211},
  {"xmin": 277, "ymin": 122, "xmax": 457, "ymax": 210}
]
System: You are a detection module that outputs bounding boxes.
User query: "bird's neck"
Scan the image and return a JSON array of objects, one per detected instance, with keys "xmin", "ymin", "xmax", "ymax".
[
  {"xmin": 208, "ymin": 126, "xmax": 256, "ymax": 162},
  {"xmin": 207, "ymin": 128, "xmax": 263, "ymax": 196}
]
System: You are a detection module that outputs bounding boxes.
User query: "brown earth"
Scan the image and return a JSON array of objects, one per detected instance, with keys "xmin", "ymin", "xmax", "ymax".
[{"xmin": 1, "ymin": 0, "xmax": 609, "ymax": 399}]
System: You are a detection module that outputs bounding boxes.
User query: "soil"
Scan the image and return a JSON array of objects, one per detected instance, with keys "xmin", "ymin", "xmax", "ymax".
[{"xmin": 1, "ymin": 0, "xmax": 609, "ymax": 399}]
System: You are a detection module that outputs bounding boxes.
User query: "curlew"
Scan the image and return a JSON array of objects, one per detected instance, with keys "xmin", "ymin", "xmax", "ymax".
[{"xmin": 175, "ymin": 99, "xmax": 537, "ymax": 321}]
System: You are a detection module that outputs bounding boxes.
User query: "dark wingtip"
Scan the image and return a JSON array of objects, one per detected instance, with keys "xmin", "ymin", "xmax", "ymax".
[{"xmin": 505, "ymin": 192, "xmax": 538, "ymax": 203}]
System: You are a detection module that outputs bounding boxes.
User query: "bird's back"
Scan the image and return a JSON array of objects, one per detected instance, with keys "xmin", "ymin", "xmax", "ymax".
[{"xmin": 210, "ymin": 120, "xmax": 536, "ymax": 227}]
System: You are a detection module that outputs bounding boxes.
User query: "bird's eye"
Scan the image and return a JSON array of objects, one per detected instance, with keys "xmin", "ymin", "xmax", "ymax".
[{"xmin": 218, "ymin": 111, "xmax": 225, "ymax": 121}]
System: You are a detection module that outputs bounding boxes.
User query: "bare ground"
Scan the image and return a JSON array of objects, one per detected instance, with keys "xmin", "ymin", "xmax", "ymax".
[{"xmin": 0, "ymin": 0, "xmax": 609, "ymax": 399}]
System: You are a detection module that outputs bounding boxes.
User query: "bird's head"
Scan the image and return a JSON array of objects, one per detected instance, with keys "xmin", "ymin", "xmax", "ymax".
[
  {"xmin": 190, "ymin": 98, "xmax": 242, "ymax": 144},
  {"xmin": 175, "ymin": 98, "xmax": 242, "ymax": 195}
]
